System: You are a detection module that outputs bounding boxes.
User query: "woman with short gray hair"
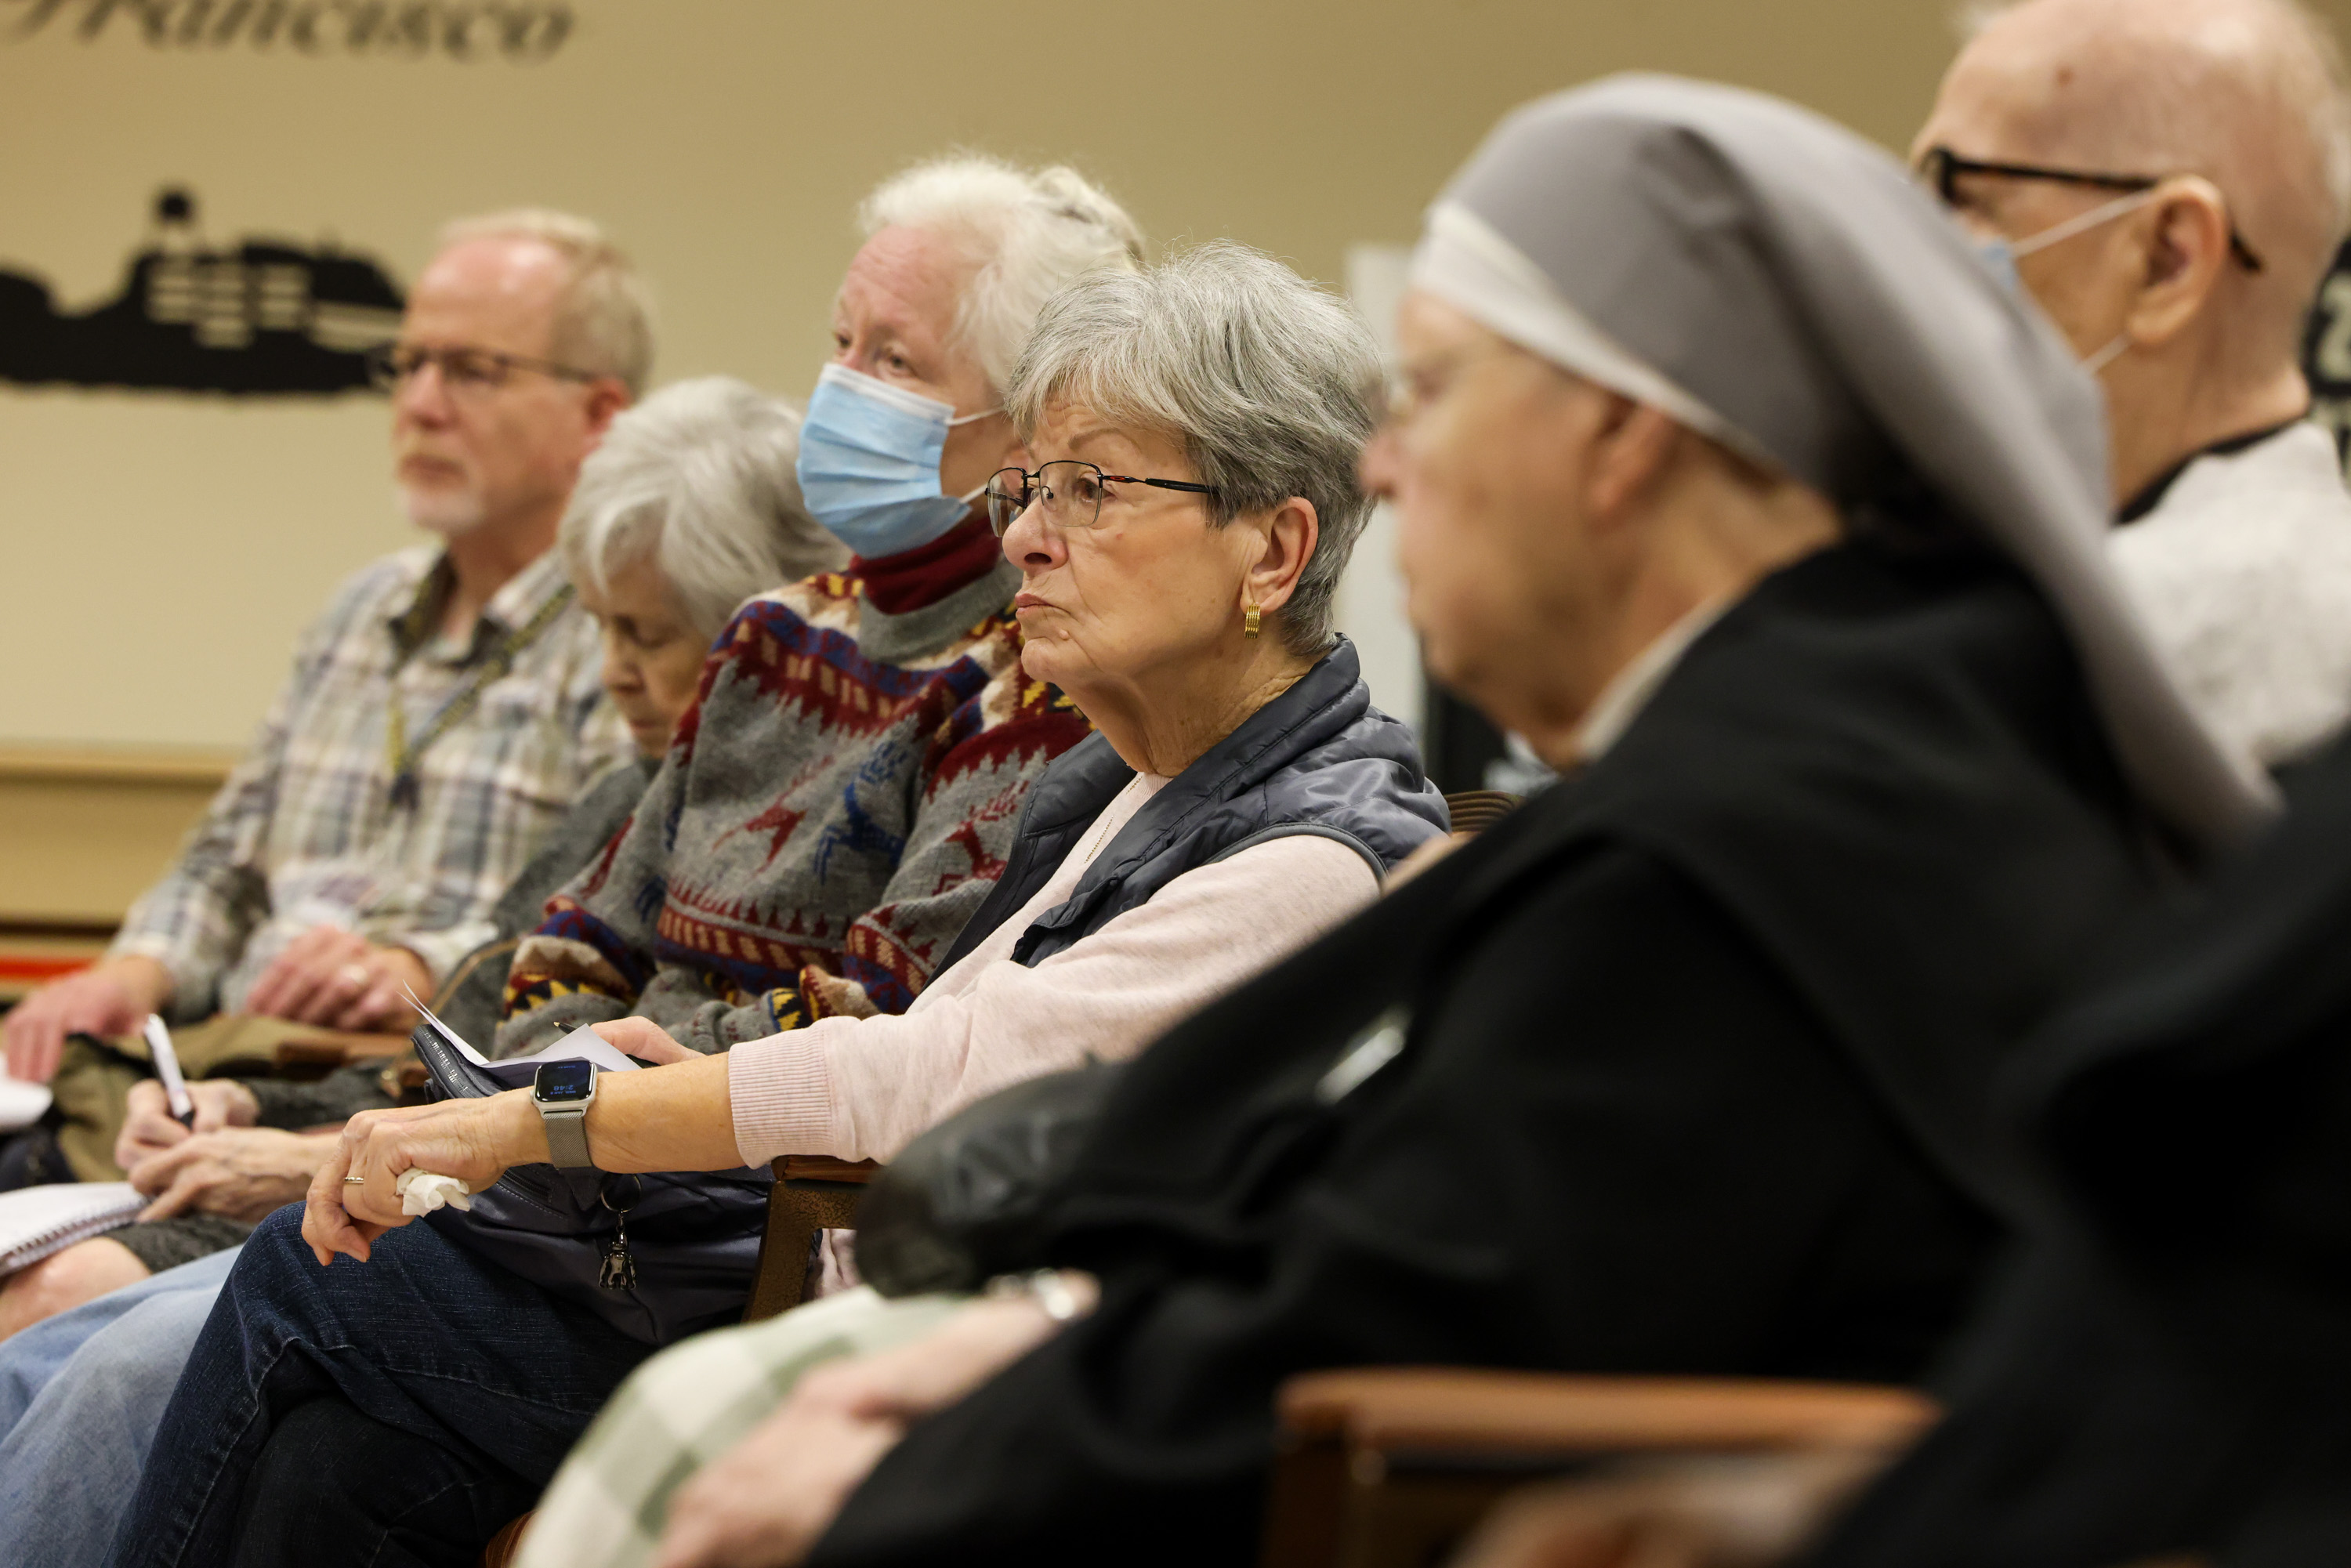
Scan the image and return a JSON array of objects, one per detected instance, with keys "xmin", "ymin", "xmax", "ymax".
[
  {"xmin": 152, "ymin": 246, "xmax": 1451, "ymax": 1568},
  {"xmin": 563, "ymin": 375, "xmax": 846, "ymax": 638},
  {"xmin": 1002, "ymin": 241, "xmax": 1378, "ymax": 658}
]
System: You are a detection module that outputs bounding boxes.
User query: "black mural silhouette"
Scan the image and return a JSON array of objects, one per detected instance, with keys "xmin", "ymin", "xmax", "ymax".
[
  {"xmin": 2307, "ymin": 234, "xmax": 2351, "ymax": 468},
  {"xmin": 0, "ymin": 188, "xmax": 404, "ymax": 395}
]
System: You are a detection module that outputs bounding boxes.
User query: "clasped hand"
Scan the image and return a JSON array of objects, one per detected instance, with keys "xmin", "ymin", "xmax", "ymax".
[{"xmin": 242, "ymin": 927, "xmax": 433, "ymax": 1032}]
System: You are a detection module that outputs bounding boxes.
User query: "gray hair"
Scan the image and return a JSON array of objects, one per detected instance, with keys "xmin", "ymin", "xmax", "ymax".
[
  {"xmin": 1005, "ymin": 242, "xmax": 1382, "ymax": 657},
  {"xmin": 559, "ymin": 377, "xmax": 848, "ymax": 640},
  {"xmin": 440, "ymin": 208, "xmax": 657, "ymax": 397},
  {"xmin": 860, "ymin": 155, "xmax": 1145, "ymax": 394}
]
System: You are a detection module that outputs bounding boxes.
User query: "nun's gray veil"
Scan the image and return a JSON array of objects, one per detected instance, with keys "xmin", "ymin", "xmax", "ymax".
[{"xmin": 1410, "ymin": 74, "xmax": 2277, "ymax": 854}]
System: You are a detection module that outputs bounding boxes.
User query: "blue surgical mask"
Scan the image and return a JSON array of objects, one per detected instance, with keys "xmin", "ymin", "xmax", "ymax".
[
  {"xmin": 795, "ymin": 364, "xmax": 999, "ymax": 559},
  {"xmin": 1976, "ymin": 236, "xmax": 2023, "ymax": 296}
]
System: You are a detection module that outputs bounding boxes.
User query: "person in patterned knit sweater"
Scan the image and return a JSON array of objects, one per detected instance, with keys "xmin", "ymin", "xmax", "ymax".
[
  {"xmin": 495, "ymin": 154, "xmax": 1143, "ymax": 1056},
  {"xmin": 499, "ymin": 527, "xmax": 1083, "ymax": 1051}
]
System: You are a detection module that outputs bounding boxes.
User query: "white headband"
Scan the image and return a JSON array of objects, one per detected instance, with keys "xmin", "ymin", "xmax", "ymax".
[{"xmin": 1407, "ymin": 201, "xmax": 1777, "ymax": 471}]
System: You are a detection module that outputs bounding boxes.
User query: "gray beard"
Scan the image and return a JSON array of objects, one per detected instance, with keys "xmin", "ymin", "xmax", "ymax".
[{"xmin": 399, "ymin": 482, "xmax": 491, "ymax": 538}]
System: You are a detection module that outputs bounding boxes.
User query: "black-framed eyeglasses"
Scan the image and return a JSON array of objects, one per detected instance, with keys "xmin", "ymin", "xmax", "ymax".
[
  {"xmin": 986, "ymin": 461, "xmax": 1219, "ymax": 537},
  {"xmin": 1917, "ymin": 146, "xmax": 2264, "ymax": 273},
  {"xmin": 365, "ymin": 342, "xmax": 607, "ymax": 397}
]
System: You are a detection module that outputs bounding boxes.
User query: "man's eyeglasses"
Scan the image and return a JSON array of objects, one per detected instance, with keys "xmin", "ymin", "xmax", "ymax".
[
  {"xmin": 365, "ymin": 342, "xmax": 606, "ymax": 397},
  {"xmin": 1917, "ymin": 146, "xmax": 2265, "ymax": 273},
  {"xmin": 986, "ymin": 461, "xmax": 1219, "ymax": 537}
]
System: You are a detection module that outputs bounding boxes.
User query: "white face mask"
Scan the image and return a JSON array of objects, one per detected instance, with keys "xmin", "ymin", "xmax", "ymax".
[{"xmin": 1976, "ymin": 188, "xmax": 2157, "ymax": 378}]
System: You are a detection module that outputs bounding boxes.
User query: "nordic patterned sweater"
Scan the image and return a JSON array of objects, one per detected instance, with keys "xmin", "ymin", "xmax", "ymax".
[{"xmin": 498, "ymin": 523, "xmax": 1090, "ymax": 1055}]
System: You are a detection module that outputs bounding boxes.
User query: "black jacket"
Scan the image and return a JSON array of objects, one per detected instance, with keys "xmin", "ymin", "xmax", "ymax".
[
  {"xmin": 1813, "ymin": 734, "xmax": 2351, "ymax": 1568},
  {"xmin": 811, "ymin": 540, "xmax": 2168, "ymax": 1567},
  {"xmin": 939, "ymin": 636, "xmax": 1447, "ymax": 971}
]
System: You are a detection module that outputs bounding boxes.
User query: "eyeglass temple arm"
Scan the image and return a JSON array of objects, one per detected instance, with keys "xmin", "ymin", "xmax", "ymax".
[{"xmin": 1102, "ymin": 476, "xmax": 1219, "ymax": 496}]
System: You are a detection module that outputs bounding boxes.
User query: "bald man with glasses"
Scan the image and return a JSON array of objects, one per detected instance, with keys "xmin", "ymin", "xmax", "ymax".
[{"xmin": 1917, "ymin": 0, "xmax": 2351, "ymax": 769}]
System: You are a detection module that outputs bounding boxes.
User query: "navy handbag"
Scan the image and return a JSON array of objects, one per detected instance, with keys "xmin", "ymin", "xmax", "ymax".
[{"xmin": 408, "ymin": 1019, "xmax": 773, "ymax": 1345}]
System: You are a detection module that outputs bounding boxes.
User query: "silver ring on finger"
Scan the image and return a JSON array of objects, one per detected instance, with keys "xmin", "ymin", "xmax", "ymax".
[{"xmin": 343, "ymin": 1175, "xmax": 368, "ymax": 1185}]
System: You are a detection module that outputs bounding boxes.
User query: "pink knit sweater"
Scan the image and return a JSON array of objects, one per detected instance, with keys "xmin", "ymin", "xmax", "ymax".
[{"xmin": 726, "ymin": 773, "xmax": 1380, "ymax": 1164}]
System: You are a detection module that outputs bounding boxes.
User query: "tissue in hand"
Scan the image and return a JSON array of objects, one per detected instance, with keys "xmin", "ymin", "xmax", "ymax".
[{"xmin": 394, "ymin": 1169, "xmax": 473, "ymax": 1216}]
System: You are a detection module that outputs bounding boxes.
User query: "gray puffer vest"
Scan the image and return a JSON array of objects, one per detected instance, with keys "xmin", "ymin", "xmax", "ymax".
[{"xmin": 938, "ymin": 638, "xmax": 1449, "ymax": 972}]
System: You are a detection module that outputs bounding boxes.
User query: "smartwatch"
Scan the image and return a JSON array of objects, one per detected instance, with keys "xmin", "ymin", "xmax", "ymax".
[{"xmin": 531, "ymin": 1060, "xmax": 599, "ymax": 1169}]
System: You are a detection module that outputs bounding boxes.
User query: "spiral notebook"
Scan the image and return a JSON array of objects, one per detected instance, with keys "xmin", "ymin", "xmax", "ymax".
[{"xmin": 0, "ymin": 1182, "xmax": 146, "ymax": 1278}]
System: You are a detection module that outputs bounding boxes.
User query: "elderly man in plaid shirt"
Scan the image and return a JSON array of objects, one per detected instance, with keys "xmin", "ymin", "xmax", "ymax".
[{"xmin": 0, "ymin": 209, "xmax": 643, "ymax": 1309}]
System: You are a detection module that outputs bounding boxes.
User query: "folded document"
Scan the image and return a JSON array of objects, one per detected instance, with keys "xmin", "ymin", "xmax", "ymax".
[{"xmin": 0, "ymin": 1182, "xmax": 145, "ymax": 1277}]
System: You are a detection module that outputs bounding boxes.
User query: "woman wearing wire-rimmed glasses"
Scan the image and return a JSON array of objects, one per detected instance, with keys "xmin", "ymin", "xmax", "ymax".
[
  {"xmin": 124, "ymin": 244, "xmax": 1447, "ymax": 1568},
  {"xmin": 982, "ymin": 444, "xmax": 1306, "ymax": 778}
]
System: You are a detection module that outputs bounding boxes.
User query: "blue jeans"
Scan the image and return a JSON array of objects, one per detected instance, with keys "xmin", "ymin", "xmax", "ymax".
[
  {"xmin": 110, "ymin": 1206, "xmax": 654, "ymax": 1568},
  {"xmin": 0, "ymin": 1248, "xmax": 241, "ymax": 1566}
]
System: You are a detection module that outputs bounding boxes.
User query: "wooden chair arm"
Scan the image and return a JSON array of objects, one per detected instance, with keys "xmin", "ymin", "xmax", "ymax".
[
  {"xmin": 778, "ymin": 1155, "xmax": 881, "ymax": 1185},
  {"xmin": 741, "ymin": 1156, "xmax": 885, "ymax": 1323},
  {"xmin": 1440, "ymin": 790, "xmax": 1522, "ymax": 837},
  {"xmin": 1263, "ymin": 1371, "xmax": 1935, "ymax": 1568},
  {"xmin": 1279, "ymin": 1368, "xmax": 1934, "ymax": 1462}
]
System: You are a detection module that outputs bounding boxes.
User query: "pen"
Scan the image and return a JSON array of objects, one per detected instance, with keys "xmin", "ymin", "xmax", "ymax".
[{"xmin": 143, "ymin": 1014, "xmax": 195, "ymax": 1128}]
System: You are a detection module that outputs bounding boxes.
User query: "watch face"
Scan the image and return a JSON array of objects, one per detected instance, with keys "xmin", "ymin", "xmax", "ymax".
[{"xmin": 534, "ymin": 1059, "xmax": 597, "ymax": 1103}]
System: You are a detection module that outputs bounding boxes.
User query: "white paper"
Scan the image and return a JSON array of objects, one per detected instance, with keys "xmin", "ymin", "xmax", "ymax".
[
  {"xmin": 491, "ymin": 1029, "xmax": 643, "ymax": 1076},
  {"xmin": 0, "ymin": 1076, "xmax": 53, "ymax": 1136},
  {"xmin": 403, "ymin": 989, "xmax": 639, "ymax": 1075}
]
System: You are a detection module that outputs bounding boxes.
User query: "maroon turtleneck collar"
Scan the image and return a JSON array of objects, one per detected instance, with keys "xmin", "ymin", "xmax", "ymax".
[{"xmin": 851, "ymin": 512, "xmax": 1006, "ymax": 616}]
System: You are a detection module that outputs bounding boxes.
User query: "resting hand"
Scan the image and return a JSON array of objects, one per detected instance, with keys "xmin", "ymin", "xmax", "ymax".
[
  {"xmin": 588, "ymin": 1016, "xmax": 699, "ymax": 1065},
  {"xmin": 300, "ymin": 1093, "xmax": 545, "ymax": 1266},
  {"xmin": 2, "ymin": 958, "xmax": 170, "ymax": 1085},
  {"xmin": 653, "ymin": 1279, "xmax": 1096, "ymax": 1568},
  {"xmin": 131, "ymin": 1127, "xmax": 339, "ymax": 1222},
  {"xmin": 114, "ymin": 1077, "xmax": 257, "ymax": 1171},
  {"xmin": 243, "ymin": 927, "xmax": 432, "ymax": 1031},
  {"xmin": 1450, "ymin": 1450, "xmax": 1900, "ymax": 1568}
]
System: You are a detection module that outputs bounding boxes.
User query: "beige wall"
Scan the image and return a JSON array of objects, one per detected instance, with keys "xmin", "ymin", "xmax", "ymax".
[
  {"xmin": 0, "ymin": 1, "xmax": 2208, "ymax": 746},
  {"xmin": 3, "ymin": 0, "xmax": 2348, "ymax": 752},
  {"xmin": 0, "ymin": 746, "xmax": 230, "ymax": 927}
]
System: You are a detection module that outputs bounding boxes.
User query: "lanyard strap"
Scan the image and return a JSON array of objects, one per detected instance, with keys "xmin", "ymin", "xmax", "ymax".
[{"xmin": 385, "ymin": 584, "xmax": 576, "ymax": 809}]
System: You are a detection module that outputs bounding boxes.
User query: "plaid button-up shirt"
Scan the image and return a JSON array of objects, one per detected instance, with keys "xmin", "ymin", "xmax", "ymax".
[{"xmin": 110, "ymin": 545, "xmax": 633, "ymax": 1016}]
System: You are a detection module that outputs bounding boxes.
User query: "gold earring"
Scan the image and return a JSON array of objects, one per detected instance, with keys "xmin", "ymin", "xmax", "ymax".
[{"xmin": 1243, "ymin": 599, "xmax": 1261, "ymax": 639}]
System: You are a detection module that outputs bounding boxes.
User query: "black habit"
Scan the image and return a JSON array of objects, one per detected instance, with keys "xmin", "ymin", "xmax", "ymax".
[
  {"xmin": 809, "ymin": 537, "xmax": 2167, "ymax": 1566},
  {"xmin": 1810, "ymin": 736, "xmax": 2351, "ymax": 1568}
]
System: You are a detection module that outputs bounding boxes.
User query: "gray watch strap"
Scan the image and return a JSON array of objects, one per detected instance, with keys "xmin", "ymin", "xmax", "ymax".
[{"xmin": 541, "ymin": 1105, "xmax": 594, "ymax": 1169}]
